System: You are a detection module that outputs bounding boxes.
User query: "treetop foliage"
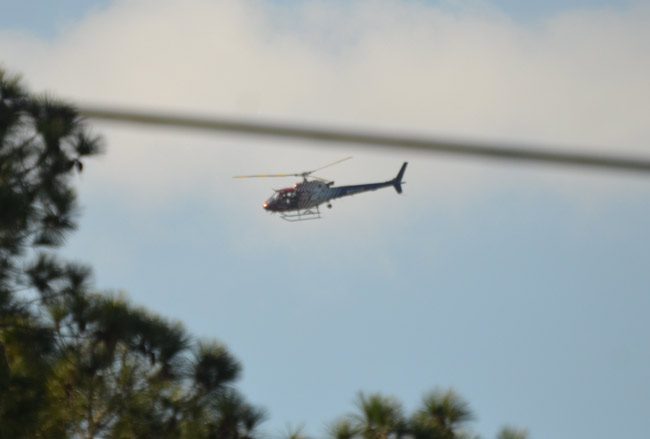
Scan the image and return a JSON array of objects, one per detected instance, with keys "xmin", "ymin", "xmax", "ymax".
[
  {"xmin": 0, "ymin": 67, "xmax": 264, "ymax": 438},
  {"xmin": 328, "ymin": 390, "xmax": 520, "ymax": 439}
]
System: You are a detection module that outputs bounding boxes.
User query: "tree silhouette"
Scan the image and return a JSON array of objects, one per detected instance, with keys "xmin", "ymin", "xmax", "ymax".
[
  {"xmin": 0, "ymin": 68, "xmax": 263, "ymax": 438},
  {"xmin": 325, "ymin": 390, "xmax": 525, "ymax": 439},
  {"xmin": 329, "ymin": 418, "xmax": 360, "ymax": 439},
  {"xmin": 410, "ymin": 389, "xmax": 473, "ymax": 439},
  {"xmin": 350, "ymin": 392, "xmax": 408, "ymax": 439},
  {"xmin": 496, "ymin": 427, "xmax": 528, "ymax": 439}
]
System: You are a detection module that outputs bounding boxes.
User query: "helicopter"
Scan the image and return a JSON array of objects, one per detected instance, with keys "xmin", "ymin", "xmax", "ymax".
[{"xmin": 234, "ymin": 157, "xmax": 408, "ymax": 221}]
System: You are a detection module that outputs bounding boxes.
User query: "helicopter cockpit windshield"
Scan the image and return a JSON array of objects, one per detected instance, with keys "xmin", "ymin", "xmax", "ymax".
[{"xmin": 263, "ymin": 188, "xmax": 297, "ymax": 211}]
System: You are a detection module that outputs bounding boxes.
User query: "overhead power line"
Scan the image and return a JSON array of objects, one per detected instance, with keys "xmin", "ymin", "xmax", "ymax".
[{"xmin": 79, "ymin": 105, "xmax": 650, "ymax": 175}]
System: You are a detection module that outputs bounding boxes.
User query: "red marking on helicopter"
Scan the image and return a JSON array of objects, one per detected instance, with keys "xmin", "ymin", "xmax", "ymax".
[{"xmin": 235, "ymin": 158, "xmax": 407, "ymax": 221}]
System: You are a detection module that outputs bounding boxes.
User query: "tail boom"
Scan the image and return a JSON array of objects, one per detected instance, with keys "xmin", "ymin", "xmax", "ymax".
[{"xmin": 327, "ymin": 162, "xmax": 409, "ymax": 201}]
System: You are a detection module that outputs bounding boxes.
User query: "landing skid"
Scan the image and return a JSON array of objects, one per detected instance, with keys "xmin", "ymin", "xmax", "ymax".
[{"xmin": 280, "ymin": 206, "xmax": 322, "ymax": 222}]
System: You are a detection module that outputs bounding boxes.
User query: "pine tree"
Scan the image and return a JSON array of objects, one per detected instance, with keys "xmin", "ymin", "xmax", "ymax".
[{"xmin": 0, "ymin": 68, "xmax": 264, "ymax": 438}]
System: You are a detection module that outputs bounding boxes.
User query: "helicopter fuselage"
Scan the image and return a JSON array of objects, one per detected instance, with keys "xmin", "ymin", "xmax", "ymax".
[{"xmin": 263, "ymin": 162, "xmax": 408, "ymax": 213}]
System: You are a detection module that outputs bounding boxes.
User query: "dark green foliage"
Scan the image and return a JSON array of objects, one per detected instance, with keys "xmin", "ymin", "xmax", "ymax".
[
  {"xmin": 326, "ymin": 390, "xmax": 525, "ymax": 439},
  {"xmin": 329, "ymin": 418, "xmax": 359, "ymax": 439},
  {"xmin": 351, "ymin": 392, "xmax": 407, "ymax": 438},
  {"xmin": 205, "ymin": 390, "xmax": 268, "ymax": 439},
  {"xmin": 0, "ymin": 68, "xmax": 264, "ymax": 438},
  {"xmin": 193, "ymin": 342, "xmax": 241, "ymax": 393},
  {"xmin": 410, "ymin": 389, "xmax": 473, "ymax": 439},
  {"xmin": 496, "ymin": 427, "xmax": 528, "ymax": 439}
]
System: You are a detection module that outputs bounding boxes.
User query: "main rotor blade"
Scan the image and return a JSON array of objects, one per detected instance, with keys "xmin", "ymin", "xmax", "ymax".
[
  {"xmin": 233, "ymin": 173, "xmax": 299, "ymax": 179},
  {"xmin": 79, "ymin": 105, "xmax": 650, "ymax": 175},
  {"xmin": 308, "ymin": 156, "xmax": 353, "ymax": 174}
]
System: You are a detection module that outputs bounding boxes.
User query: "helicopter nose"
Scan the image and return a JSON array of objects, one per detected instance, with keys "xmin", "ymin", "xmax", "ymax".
[{"xmin": 263, "ymin": 201, "xmax": 269, "ymax": 210}]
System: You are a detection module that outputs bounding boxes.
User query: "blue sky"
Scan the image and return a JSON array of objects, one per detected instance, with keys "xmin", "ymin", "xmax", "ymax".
[
  {"xmin": 2, "ymin": 1, "xmax": 649, "ymax": 437},
  {"xmin": 0, "ymin": 0, "xmax": 636, "ymax": 37}
]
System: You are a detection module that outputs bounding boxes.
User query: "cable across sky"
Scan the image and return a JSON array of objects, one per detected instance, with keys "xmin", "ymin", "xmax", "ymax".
[{"xmin": 79, "ymin": 105, "xmax": 650, "ymax": 175}]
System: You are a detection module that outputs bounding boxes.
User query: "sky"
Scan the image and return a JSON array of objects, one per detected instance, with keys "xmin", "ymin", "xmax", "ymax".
[{"xmin": 2, "ymin": 0, "xmax": 650, "ymax": 437}]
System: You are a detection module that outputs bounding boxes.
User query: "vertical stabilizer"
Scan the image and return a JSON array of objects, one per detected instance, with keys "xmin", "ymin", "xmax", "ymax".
[{"xmin": 393, "ymin": 162, "xmax": 408, "ymax": 194}]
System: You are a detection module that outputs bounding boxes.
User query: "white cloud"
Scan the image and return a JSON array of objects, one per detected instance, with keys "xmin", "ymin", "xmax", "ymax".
[{"xmin": 1, "ymin": 0, "xmax": 649, "ymax": 212}]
